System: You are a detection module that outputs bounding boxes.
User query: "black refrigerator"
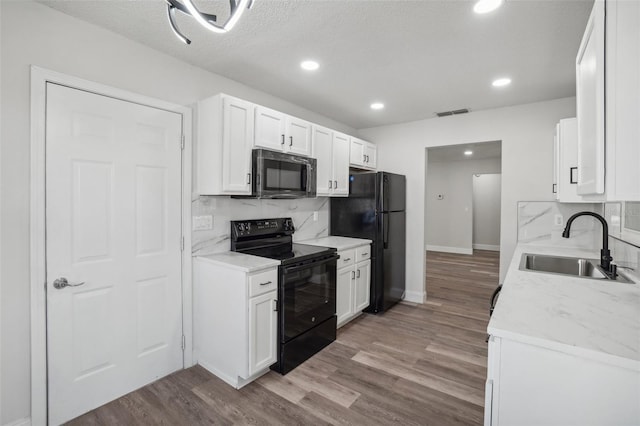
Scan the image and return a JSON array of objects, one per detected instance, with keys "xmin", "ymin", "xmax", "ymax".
[{"xmin": 330, "ymin": 171, "xmax": 406, "ymax": 313}]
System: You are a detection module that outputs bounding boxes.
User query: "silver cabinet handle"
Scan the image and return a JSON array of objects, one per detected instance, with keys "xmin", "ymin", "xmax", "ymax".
[
  {"xmin": 363, "ymin": 154, "xmax": 366, "ymax": 163},
  {"xmin": 334, "ymin": 180, "xmax": 337, "ymax": 188},
  {"xmin": 329, "ymin": 180, "xmax": 332, "ymax": 189},
  {"xmin": 247, "ymin": 173, "xmax": 251, "ymax": 184},
  {"xmin": 357, "ymin": 269, "xmax": 361, "ymax": 278},
  {"xmin": 260, "ymin": 281, "xmax": 272, "ymax": 286},
  {"xmin": 344, "ymin": 258, "xmax": 351, "ymax": 262},
  {"xmin": 351, "ymin": 271, "xmax": 355, "ymax": 279},
  {"xmin": 273, "ymin": 299, "xmax": 278, "ymax": 312},
  {"xmin": 281, "ymin": 134, "xmax": 285, "ymax": 145},
  {"xmin": 362, "ymin": 253, "xmax": 369, "ymax": 256},
  {"xmin": 289, "ymin": 136, "xmax": 293, "ymax": 147},
  {"xmin": 53, "ymin": 277, "xmax": 85, "ymax": 289}
]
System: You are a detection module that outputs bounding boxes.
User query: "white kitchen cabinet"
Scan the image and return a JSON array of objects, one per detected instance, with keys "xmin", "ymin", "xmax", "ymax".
[
  {"xmin": 350, "ymin": 137, "xmax": 377, "ymax": 170},
  {"xmin": 554, "ymin": 118, "xmax": 586, "ymax": 203},
  {"xmin": 197, "ymin": 94, "xmax": 254, "ymax": 195},
  {"xmin": 576, "ymin": 0, "xmax": 640, "ymax": 200},
  {"xmin": 314, "ymin": 126, "xmax": 349, "ymax": 197},
  {"xmin": 484, "ymin": 335, "xmax": 640, "ymax": 426},
  {"xmin": 254, "ymin": 105, "xmax": 312, "ymax": 157},
  {"xmin": 194, "ymin": 258, "xmax": 278, "ymax": 388},
  {"xmin": 336, "ymin": 244, "xmax": 371, "ymax": 328}
]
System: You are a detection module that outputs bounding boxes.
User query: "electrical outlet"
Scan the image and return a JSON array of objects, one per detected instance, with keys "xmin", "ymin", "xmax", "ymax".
[
  {"xmin": 554, "ymin": 214, "xmax": 564, "ymax": 226},
  {"xmin": 193, "ymin": 215, "xmax": 213, "ymax": 231},
  {"xmin": 313, "ymin": 211, "xmax": 319, "ymax": 221}
]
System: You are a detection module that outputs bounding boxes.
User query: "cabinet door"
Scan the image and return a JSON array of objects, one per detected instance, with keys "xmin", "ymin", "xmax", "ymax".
[
  {"xmin": 336, "ymin": 267, "xmax": 354, "ymax": 327},
  {"xmin": 313, "ymin": 126, "xmax": 333, "ymax": 196},
  {"xmin": 248, "ymin": 291, "xmax": 277, "ymax": 376},
  {"xmin": 222, "ymin": 97, "xmax": 253, "ymax": 194},
  {"xmin": 332, "ymin": 132, "xmax": 351, "ymax": 196},
  {"xmin": 254, "ymin": 105, "xmax": 286, "ymax": 152},
  {"xmin": 286, "ymin": 116, "xmax": 312, "ymax": 157},
  {"xmin": 557, "ymin": 118, "xmax": 585, "ymax": 203},
  {"xmin": 576, "ymin": 0, "xmax": 605, "ymax": 195},
  {"xmin": 354, "ymin": 260, "xmax": 371, "ymax": 313},
  {"xmin": 553, "ymin": 123, "xmax": 560, "ymax": 200},
  {"xmin": 363, "ymin": 143, "xmax": 377, "ymax": 169},
  {"xmin": 350, "ymin": 137, "xmax": 365, "ymax": 167}
]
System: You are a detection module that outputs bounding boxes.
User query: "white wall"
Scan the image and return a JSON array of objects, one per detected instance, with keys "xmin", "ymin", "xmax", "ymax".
[
  {"xmin": 425, "ymin": 156, "xmax": 501, "ymax": 254},
  {"xmin": 359, "ymin": 97, "xmax": 576, "ymax": 302},
  {"xmin": 0, "ymin": 2, "xmax": 355, "ymax": 424},
  {"xmin": 473, "ymin": 174, "xmax": 502, "ymax": 250}
]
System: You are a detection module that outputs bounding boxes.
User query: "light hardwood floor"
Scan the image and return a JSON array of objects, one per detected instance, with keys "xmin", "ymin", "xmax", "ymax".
[{"xmin": 68, "ymin": 250, "xmax": 499, "ymax": 425}]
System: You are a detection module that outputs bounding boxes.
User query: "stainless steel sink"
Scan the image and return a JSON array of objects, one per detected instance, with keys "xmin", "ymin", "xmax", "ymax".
[{"xmin": 519, "ymin": 253, "xmax": 634, "ymax": 283}]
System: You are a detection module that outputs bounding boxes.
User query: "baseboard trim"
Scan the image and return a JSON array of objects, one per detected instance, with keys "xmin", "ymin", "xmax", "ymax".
[
  {"xmin": 425, "ymin": 245, "xmax": 473, "ymax": 255},
  {"xmin": 472, "ymin": 244, "xmax": 500, "ymax": 251},
  {"xmin": 404, "ymin": 290, "xmax": 425, "ymax": 303},
  {"xmin": 4, "ymin": 417, "xmax": 31, "ymax": 426}
]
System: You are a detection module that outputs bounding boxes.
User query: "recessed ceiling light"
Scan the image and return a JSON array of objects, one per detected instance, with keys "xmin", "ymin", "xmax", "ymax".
[
  {"xmin": 474, "ymin": 0, "xmax": 504, "ymax": 14},
  {"xmin": 300, "ymin": 60, "xmax": 319, "ymax": 71},
  {"xmin": 464, "ymin": 150, "xmax": 473, "ymax": 156},
  {"xmin": 370, "ymin": 102, "xmax": 385, "ymax": 110},
  {"xmin": 492, "ymin": 77, "xmax": 512, "ymax": 87}
]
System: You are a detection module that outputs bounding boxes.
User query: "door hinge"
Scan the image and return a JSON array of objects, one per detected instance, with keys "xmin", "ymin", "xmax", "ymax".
[
  {"xmin": 181, "ymin": 135, "xmax": 185, "ymax": 150},
  {"xmin": 180, "ymin": 236, "xmax": 185, "ymax": 251},
  {"xmin": 181, "ymin": 335, "xmax": 186, "ymax": 350}
]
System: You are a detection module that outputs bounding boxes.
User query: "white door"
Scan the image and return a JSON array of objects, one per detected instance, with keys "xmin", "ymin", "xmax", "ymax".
[
  {"xmin": 254, "ymin": 105, "xmax": 286, "ymax": 151},
  {"xmin": 336, "ymin": 267, "xmax": 354, "ymax": 327},
  {"xmin": 248, "ymin": 291, "xmax": 278, "ymax": 376},
  {"xmin": 350, "ymin": 137, "xmax": 365, "ymax": 167},
  {"xmin": 363, "ymin": 143, "xmax": 377, "ymax": 169},
  {"xmin": 46, "ymin": 83, "xmax": 184, "ymax": 425},
  {"xmin": 313, "ymin": 126, "xmax": 333, "ymax": 196},
  {"xmin": 286, "ymin": 116, "xmax": 312, "ymax": 156},
  {"xmin": 332, "ymin": 132, "xmax": 351, "ymax": 196},
  {"xmin": 222, "ymin": 96, "xmax": 253, "ymax": 194},
  {"xmin": 354, "ymin": 260, "xmax": 371, "ymax": 313}
]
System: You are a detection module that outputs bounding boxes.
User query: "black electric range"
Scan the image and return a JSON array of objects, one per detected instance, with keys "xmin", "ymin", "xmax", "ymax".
[{"xmin": 230, "ymin": 218, "xmax": 338, "ymax": 374}]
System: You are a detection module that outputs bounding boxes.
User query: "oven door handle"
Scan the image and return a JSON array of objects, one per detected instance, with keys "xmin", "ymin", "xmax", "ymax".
[{"xmin": 283, "ymin": 254, "xmax": 339, "ymax": 274}]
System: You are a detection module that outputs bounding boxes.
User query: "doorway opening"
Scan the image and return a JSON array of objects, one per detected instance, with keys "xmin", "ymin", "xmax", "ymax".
[{"xmin": 423, "ymin": 141, "xmax": 502, "ymax": 305}]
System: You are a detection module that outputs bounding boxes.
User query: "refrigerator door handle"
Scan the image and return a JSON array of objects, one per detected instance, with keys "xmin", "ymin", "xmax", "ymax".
[{"xmin": 383, "ymin": 213, "xmax": 389, "ymax": 249}]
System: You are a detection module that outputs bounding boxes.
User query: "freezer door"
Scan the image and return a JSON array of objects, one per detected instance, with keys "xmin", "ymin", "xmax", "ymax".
[
  {"xmin": 380, "ymin": 210, "xmax": 406, "ymax": 310},
  {"xmin": 379, "ymin": 172, "xmax": 406, "ymax": 212},
  {"xmin": 330, "ymin": 174, "xmax": 377, "ymax": 240}
]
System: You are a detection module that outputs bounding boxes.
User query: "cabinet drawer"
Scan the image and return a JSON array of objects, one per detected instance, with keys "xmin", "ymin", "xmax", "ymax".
[
  {"xmin": 248, "ymin": 269, "xmax": 278, "ymax": 297},
  {"xmin": 356, "ymin": 245, "xmax": 371, "ymax": 262},
  {"xmin": 337, "ymin": 249, "xmax": 355, "ymax": 268}
]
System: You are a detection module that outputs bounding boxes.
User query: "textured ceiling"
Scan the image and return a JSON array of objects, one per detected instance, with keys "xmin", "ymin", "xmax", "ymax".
[{"xmin": 37, "ymin": 0, "xmax": 593, "ymax": 129}]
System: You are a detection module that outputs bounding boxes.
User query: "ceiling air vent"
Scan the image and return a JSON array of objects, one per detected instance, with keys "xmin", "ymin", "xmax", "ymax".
[{"xmin": 436, "ymin": 108, "xmax": 470, "ymax": 117}]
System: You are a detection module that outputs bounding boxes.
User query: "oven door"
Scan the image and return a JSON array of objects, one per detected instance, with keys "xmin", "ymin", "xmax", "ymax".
[
  {"xmin": 279, "ymin": 255, "xmax": 337, "ymax": 343},
  {"xmin": 253, "ymin": 149, "xmax": 317, "ymax": 198}
]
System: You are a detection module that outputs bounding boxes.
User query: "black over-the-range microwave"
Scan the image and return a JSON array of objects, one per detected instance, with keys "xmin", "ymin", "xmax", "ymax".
[{"xmin": 247, "ymin": 149, "xmax": 317, "ymax": 199}]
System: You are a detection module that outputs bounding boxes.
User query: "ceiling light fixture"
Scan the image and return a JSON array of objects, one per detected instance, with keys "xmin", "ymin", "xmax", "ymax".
[
  {"xmin": 464, "ymin": 150, "xmax": 473, "ymax": 156},
  {"xmin": 492, "ymin": 77, "xmax": 512, "ymax": 87},
  {"xmin": 473, "ymin": 0, "xmax": 504, "ymax": 14},
  {"xmin": 300, "ymin": 60, "xmax": 320, "ymax": 71},
  {"xmin": 370, "ymin": 102, "xmax": 385, "ymax": 110},
  {"xmin": 165, "ymin": 0, "xmax": 255, "ymax": 45}
]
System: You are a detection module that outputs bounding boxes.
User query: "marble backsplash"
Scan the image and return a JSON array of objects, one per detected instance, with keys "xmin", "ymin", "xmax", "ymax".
[
  {"xmin": 517, "ymin": 201, "xmax": 603, "ymax": 248},
  {"xmin": 191, "ymin": 196, "xmax": 330, "ymax": 256},
  {"xmin": 605, "ymin": 202, "xmax": 640, "ymax": 277}
]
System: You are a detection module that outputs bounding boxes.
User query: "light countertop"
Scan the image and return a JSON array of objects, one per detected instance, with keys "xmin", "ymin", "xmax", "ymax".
[
  {"xmin": 195, "ymin": 252, "xmax": 280, "ymax": 273},
  {"xmin": 488, "ymin": 243, "xmax": 640, "ymax": 370},
  {"xmin": 299, "ymin": 236, "xmax": 372, "ymax": 251}
]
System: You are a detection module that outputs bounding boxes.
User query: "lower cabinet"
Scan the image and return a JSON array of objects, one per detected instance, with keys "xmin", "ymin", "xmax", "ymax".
[
  {"xmin": 336, "ymin": 244, "xmax": 371, "ymax": 328},
  {"xmin": 194, "ymin": 259, "xmax": 278, "ymax": 388},
  {"xmin": 484, "ymin": 335, "xmax": 639, "ymax": 425}
]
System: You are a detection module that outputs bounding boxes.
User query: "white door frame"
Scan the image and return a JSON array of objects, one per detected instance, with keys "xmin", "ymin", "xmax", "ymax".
[{"xmin": 30, "ymin": 66, "xmax": 194, "ymax": 425}]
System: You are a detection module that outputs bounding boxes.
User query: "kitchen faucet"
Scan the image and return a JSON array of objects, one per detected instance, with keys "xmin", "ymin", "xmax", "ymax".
[{"xmin": 562, "ymin": 211, "xmax": 614, "ymax": 276}]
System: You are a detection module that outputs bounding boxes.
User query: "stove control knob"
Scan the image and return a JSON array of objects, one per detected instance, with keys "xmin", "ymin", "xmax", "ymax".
[{"xmin": 238, "ymin": 223, "xmax": 245, "ymax": 232}]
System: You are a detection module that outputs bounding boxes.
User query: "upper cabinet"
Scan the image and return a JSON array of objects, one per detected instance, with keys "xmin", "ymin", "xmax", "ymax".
[
  {"xmin": 350, "ymin": 137, "xmax": 377, "ymax": 170},
  {"xmin": 197, "ymin": 94, "xmax": 254, "ymax": 196},
  {"xmin": 575, "ymin": 0, "xmax": 640, "ymax": 200},
  {"xmin": 554, "ymin": 118, "xmax": 586, "ymax": 203},
  {"xmin": 313, "ymin": 126, "xmax": 349, "ymax": 197},
  {"xmin": 254, "ymin": 106, "xmax": 312, "ymax": 157}
]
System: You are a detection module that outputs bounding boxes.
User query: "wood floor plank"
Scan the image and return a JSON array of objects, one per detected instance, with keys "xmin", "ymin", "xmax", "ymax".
[{"xmin": 67, "ymin": 249, "xmax": 498, "ymax": 425}]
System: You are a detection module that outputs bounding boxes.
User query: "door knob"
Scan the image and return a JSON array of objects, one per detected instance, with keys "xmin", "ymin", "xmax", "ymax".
[{"xmin": 53, "ymin": 277, "xmax": 85, "ymax": 289}]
